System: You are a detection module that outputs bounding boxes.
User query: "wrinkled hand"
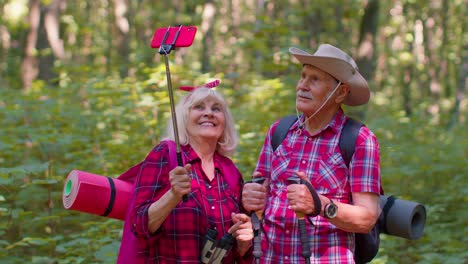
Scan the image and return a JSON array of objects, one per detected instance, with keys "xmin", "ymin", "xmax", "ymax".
[
  {"xmin": 229, "ymin": 213, "xmax": 253, "ymax": 242},
  {"xmin": 242, "ymin": 172, "xmax": 269, "ymax": 213},
  {"xmin": 286, "ymin": 171, "xmax": 315, "ymax": 215},
  {"xmin": 169, "ymin": 164, "xmax": 192, "ymax": 200}
]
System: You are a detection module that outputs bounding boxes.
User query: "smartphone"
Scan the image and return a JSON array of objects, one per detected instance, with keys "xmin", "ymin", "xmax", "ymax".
[{"xmin": 151, "ymin": 25, "xmax": 197, "ymax": 49}]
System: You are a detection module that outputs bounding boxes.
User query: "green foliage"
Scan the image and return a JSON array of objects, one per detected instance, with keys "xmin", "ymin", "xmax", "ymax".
[
  {"xmin": 1, "ymin": 65, "xmax": 466, "ymax": 262},
  {"xmin": 0, "ymin": 69, "xmax": 166, "ymax": 262},
  {"xmin": 0, "ymin": 0, "xmax": 466, "ymax": 263},
  {"xmin": 362, "ymin": 95, "xmax": 467, "ymax": 264}
]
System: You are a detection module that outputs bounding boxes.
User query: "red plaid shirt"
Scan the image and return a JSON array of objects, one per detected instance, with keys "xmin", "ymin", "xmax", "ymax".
[
  {"xmin": 128, "ymin": 142, "xmax": 251, "ymax": 263},
  {"xmin": 255, "ymin": 110, "xmax": 381, "ymax": 263}
]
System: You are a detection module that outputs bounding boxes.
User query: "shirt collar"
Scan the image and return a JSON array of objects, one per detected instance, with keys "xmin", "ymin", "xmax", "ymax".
[
  {"xmin": 181, "ymin": 144, "xmax": 222, "ymax": 169},
  {"xmin": 291, "ymin": 108, "xmax": 346, "ymax": 135},
  {"xmin": 328, "ymin": 108, "xmax": 347, "ymax": 134}
]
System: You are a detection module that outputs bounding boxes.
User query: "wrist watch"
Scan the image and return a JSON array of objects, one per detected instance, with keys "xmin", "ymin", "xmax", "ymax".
[{"xmin": 324, "ymin": 199, "xmax": 338, "ymax": 219}]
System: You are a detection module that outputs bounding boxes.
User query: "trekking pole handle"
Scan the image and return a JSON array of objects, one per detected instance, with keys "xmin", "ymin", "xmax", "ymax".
[
  {"xmin": 248, "ymin": 177, "xmax": 266, "ymax": 261},
  {"xmin": 287, "ymin": 176, "xmax": 311, "ymax": 260},
  {"xmin": 249, "ymin": 177, "xmax": 266, "ymax": 219},
  {"xmin": 287, "ymin": 177, "xmax": 306, "ymax": 221}
]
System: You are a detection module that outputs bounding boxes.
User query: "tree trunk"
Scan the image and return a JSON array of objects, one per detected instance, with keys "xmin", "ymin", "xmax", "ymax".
[
  {"xmin": 0, "ymin": 25, "xmax": 11, "ymax": 86},
  {"xmin": 356, "ymin": 0, "xmax": 379, "ymax": 82},
  {"xmin": 114, "ymin": 0, "xmax": 131, "ymax": 78},
  {"xmin": 401, "ymin": 66, "xmax": 413, "ymax": 117},
  {"xmin": 36, "ymin": 4, "xmax": 55, "ymax": 83},
  {"xmin": 301, "ymin": 1, "xmax": 322, "ymax": 47},
  {"xmin": 36, "ymin": 0, "xmax": 66, "ymax": 85},
  {"xmin": 21, "ymin": 0, "xmax": 41, "ymax": 90},
  {"xmin": 200, "ymin": 1, "xmax": 216, "ymax": 73},
  {"xmin": 425, "ymin": 2, "xmax": 441, "ymax": 116},
  {"xmin": 254, "ymin": 0, "xmax": 265, "ymax": 75},
  {"xmin": 401, "ymin": 3, "xmax": 413, "ymax": 117},
  {"xmin": 353, "ymin": 0, "xmax": 379, "ymax": 119},
  {"xmin": 439, "ymin": 0, "xmax": 449, "ymax": 98},
  {"xmin": 44, "ymin": 0, "xmax": 66, "ymax": 60},
  {"xmin": 447, "ymin": 41, "xmax": 467, "ymax": 129}
]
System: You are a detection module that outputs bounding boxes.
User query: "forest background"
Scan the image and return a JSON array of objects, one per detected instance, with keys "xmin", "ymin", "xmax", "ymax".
[{"xmin": 0, "ymin": 0, "xmax": 466, "ymax": 263}]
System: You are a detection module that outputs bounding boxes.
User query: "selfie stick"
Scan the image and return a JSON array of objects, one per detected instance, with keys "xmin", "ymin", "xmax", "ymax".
[{"xmin": 158, "ymin": 25, "xmax": 187, "ymax": 202}]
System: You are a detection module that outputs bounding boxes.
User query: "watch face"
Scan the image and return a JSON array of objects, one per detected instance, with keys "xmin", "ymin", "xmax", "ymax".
[{"xmin": 325, "ymin": 203, "xmax": 338, "ymax": 218}]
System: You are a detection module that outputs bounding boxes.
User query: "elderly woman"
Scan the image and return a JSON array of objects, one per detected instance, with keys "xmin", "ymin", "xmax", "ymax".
[{"xmin": 118, "ymin": 84, "xmax": 253, "ymax": 263}]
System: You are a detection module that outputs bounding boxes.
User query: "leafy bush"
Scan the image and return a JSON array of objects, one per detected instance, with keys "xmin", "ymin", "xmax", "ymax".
[{"xmin": 0, "ymin": 70, "xmax": 466, "ymax": 263}]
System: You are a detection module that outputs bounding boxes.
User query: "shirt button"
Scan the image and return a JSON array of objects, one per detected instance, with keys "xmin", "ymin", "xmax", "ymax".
[
  {"xmin": 302, "ymin": 160, "xmax": 306, "ymax": 164},
  {"xmin": 208, "ymin": 185, "xmax": 212, "ymax": 189},
  {"xmin": 285, "ymin": 256, "xmax": 289, "ymax": 260},
  {"xmin": 285, "ymin": 230, "xmax": 290, "ymax": 234},
  {"xmin": 211, "ymin": 206, "xmax": 215, "ymax": 210}
]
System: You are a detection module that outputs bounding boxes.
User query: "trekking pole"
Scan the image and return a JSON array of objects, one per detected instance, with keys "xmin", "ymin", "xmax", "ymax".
[
  {"xmin": 287, "ymin": 177, "xmax": 311, "ymax": 263},
  {"xmin": 248, "ymin": 177, "xmax": 266, "ymax": 264}
]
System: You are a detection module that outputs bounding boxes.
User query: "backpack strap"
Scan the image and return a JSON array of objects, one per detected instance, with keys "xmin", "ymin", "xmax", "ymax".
[
  {"xmin": 272, "ymin": 115, "xmax": 298, "ymax": 151},
  {"xmin": 339, "ymin": 118, "xmax": 363, "ymax": 167},
  {"xmin": 271, "ymin": 115, "xmax": 363, "ymax": 168},
  {"xmin": 166, "ymin": 140, "xmax": 179, "ymax": 169},
  {"xmin": 220, "ymin": 160, "xmax": 242, "ymax": 190}
]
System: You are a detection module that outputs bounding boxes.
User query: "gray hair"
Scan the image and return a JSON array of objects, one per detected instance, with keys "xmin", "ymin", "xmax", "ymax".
[{"xmin": 163, "ymin": 87, "xmax": 238, "ymax": 156}]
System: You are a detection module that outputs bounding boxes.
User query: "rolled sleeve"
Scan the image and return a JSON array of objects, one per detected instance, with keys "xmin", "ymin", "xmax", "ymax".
[
  {"xmin": 128, "ymin": 143, "xmax": 171, "ymax": 238},
  {"xmin": 349, "ymin": 126, "xmax": 381, "ymax": 194}
]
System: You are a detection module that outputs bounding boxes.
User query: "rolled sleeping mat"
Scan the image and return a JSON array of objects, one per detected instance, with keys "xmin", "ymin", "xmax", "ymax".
[
  {"xmin": 62, "ymin": 170, "xmax": 133, "ymax": 221},
  {"xmin": 379, "ymin": 195, "xmax": 426, "ymax": 240}
]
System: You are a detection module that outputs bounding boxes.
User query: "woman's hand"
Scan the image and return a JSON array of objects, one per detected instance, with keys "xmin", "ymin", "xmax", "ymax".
[
  {"xmin": 169, "ymin": 164, "xmax": 192, "ymax": 200},
  {"xmin": 147, "ymin": 163, "xmax": 192, "ymax": 233},
  {"xmin": 229, "ymin": 213, "xmax": 253, "ymax": 256},
  {"xmin": 229, "ymin": 213, "xmax": 253, "ymax": 241}
]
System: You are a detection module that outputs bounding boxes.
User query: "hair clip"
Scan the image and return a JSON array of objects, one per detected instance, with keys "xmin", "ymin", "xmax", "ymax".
[{"xmin": 179, "ymin": 79, "xmax": 220, "ymax": 92}]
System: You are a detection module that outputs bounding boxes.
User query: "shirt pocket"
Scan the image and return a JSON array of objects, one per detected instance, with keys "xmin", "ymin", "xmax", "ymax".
[
  {"xmin": 222, "ymin": 190, "xmax": 241, "ymax": 220},
  {"xmin": 314, "ymin": 152, "xmax": 348, "ymax": 195},
  {"xmin": 271, "ymin": 144, "xmax": 295, "ymax": 183},
  {"xmin": 159, "ymin": 185, "xmax": 206, "ymax": 235}
]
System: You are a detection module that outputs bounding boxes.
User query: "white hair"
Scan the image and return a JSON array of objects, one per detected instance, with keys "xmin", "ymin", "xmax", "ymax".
[{"xmin": 163, "ymin": 87, "xmax": 238, "ymax": 156}]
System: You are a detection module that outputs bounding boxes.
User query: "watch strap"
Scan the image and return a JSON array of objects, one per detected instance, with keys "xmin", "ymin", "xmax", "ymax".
[{"xmin": 300, "ymin": 179, "xmax": 322, "ymax": 217}]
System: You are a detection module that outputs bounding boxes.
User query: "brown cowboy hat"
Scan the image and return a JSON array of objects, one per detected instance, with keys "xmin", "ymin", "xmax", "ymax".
[{"xmin": 289, "ymin": 44, "xmax": 370, "ymax": 106}]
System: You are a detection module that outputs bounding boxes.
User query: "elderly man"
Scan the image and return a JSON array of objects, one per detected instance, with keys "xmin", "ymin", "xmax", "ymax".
[{"xmin": 243, "ymin": 44, "xmax": 382, "ymax": 263}]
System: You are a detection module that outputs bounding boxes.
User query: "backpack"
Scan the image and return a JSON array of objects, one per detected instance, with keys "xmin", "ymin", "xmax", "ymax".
[
  {"xmin": 271, "ymin": 115, "xmax": 380, "ymax": 264},
  {"xmin": 116, "ymin": 140, "xmax": 180, "ymax": 264},
  {"xmin": 117, "ymin": 140, "xmax": 241, "ymax": 263}
]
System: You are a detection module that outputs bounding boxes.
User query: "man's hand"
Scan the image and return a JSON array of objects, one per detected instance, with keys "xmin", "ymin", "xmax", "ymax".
[{"xmin": 286, "ymin": 171, "xmax": 315, "ymax": 215}]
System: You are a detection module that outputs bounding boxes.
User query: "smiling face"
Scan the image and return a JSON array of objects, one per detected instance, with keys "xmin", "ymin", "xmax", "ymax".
[
  {"xmin": 187, "ymin": 98, "xmax": 226, "ymax": 143},
  {"xmin": 296, "ymin": 64, "xmax": 341, "ymax": 116}
]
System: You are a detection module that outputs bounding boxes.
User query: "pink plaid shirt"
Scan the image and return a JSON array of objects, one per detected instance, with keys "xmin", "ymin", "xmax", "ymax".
[
  {"xmin": 255, "ymin": 110, "xmax": 381, "ymax": 263},
  {"xmin": 128, "ymin": 142, "xmax": 251, "ymax": 263}
]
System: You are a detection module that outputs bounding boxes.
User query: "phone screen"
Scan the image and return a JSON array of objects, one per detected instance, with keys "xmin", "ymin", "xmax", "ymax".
[{"xmin": 151, "ymin": 26, "xmax": 197, "ymax": 49}]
